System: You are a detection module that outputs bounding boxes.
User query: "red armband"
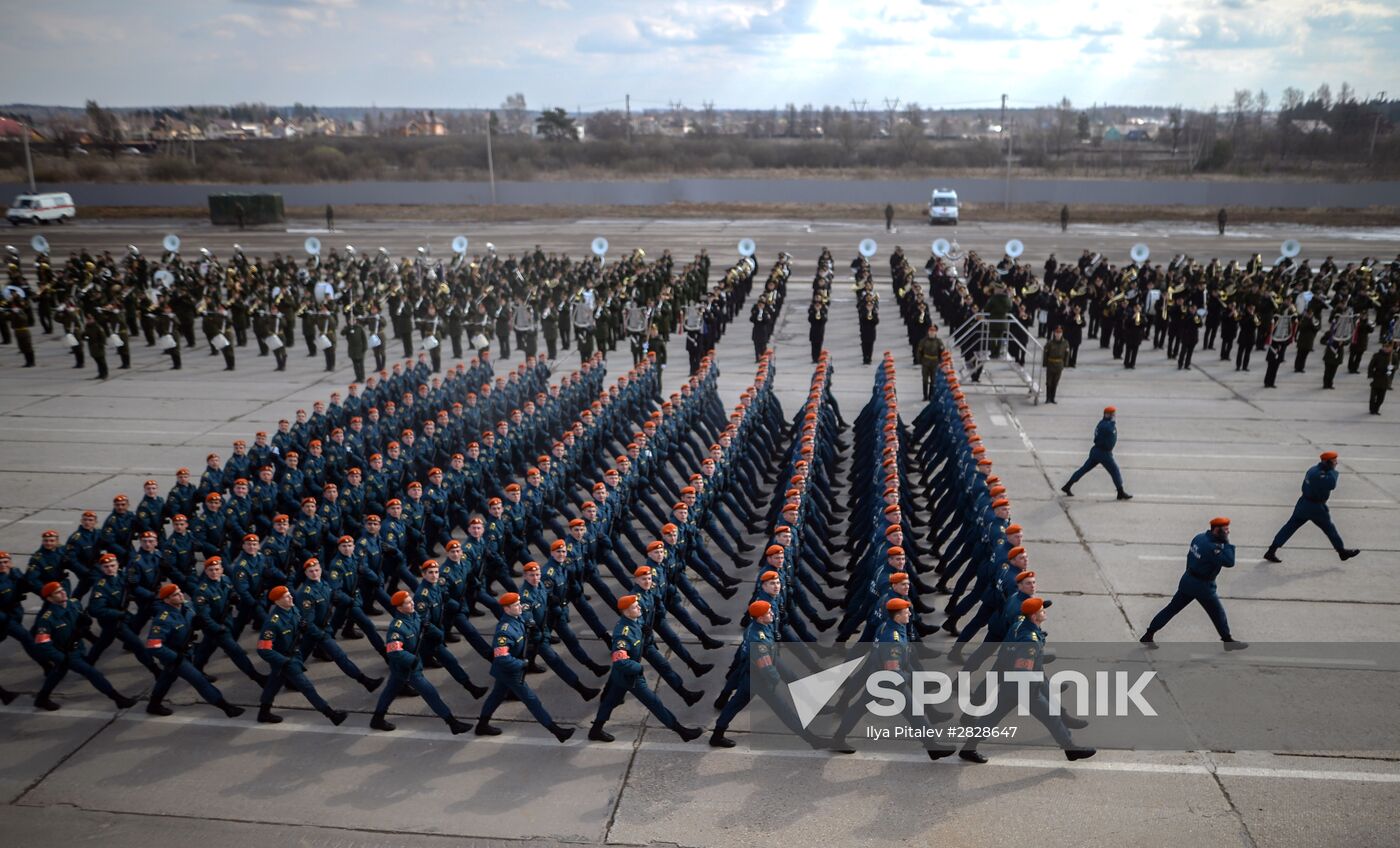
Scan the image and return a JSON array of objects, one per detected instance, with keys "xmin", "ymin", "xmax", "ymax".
[
  {"xmin": 256, "ymin": 640, "xmax": 273, "ymax": 650},
  {"xmin": 493, "ymin": 646, "xmax": 510, "ymax": 657},
  {"xmin": 146, "ymin": 639, "xmax": 163, "ymax": 649},
  {"xmin": 755, "ymin": 656, "xmax": 773, "ymax": 669},
  {"xmin": 387, "ymin": 641, "xmax": 405, "ymax": 653},
  {"xmin": 611, "ymin": 649, "xmax": 629, "ymax": 662},
  {"xmin": 883, "ymin": 661, "xmax": 900, "ymax": 671},
  {"xmin": 1014, "ymin": 658, "xmax": 1035, "ymax": 671},
  {"xmin": 35, "ymin": 633, "xmax": 51, "ymax": 644}
]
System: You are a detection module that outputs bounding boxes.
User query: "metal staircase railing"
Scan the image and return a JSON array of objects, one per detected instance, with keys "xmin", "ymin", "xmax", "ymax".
[{"xmin": 949, "ymin": 312, "xmax": 1047, "ymax": 404}]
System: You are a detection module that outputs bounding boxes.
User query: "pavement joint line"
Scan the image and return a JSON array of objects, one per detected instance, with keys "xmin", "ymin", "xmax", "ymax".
[
  {"xmin": 8, "ymin": 709, "xmax": 117, "ymax": 806},
  {"xmin": 5, "ymin": 704, "xmax": 1399, "ymax": 785},
  {"xmin": 1034, "ymin": 449, "xmax": 1400, "ymax": 463},
  {"xmin": 1200, "ymin": 751, "xmax": 1263, "ymax": 848}
]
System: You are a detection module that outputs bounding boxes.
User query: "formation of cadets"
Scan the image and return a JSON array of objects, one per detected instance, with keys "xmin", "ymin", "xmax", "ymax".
[
  {"xmin": 1, "ymin": 240, "xmax": 764, "ymax": 382},
  {"xmin": 0, "ymin": 238, "xmax": 1388, "ymax": 763}
]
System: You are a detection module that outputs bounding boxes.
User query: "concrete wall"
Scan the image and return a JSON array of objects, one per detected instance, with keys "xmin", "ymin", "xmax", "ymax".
[{"xmin": 6, "ymin": 178, "xmax": 1399, "ymax": 209}]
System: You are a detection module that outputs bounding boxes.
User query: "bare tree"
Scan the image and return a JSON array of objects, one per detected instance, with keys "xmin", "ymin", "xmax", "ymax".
[
  {"xmin": 501, "ymin": 93, "xmax": 527, "ymax": 134},
  {"xmin": 1311, "ymin": 83, "xmax": 1332, "ymax": 110},
  {"xmin": 1337, "ymin": 81, "xmax": 1354, "ymax": 105},
  {"xmin": 1280, "ymin": 86, "xmax": 1304, "ymax": 114}
]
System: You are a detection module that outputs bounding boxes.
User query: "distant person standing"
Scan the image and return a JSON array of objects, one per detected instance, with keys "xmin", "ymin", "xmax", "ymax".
[
  {"xmin": 1043, "ymin": 325, "xmax": 1069, "ymax": 403},
  {"xmin": 1368, "ymin": 340, "xmax": 1394, "ymax": 414},
  {"xmin": 884, "ymin": 203, "xmax": 894, "ymax": 232},
  {"xmin": 235, "ymin": 203, "xmax": 245, "ymax": 231},
  {"xmin": 325, "ymin": 204, "xmax": 335, "ymax": 233},
  {"xmin": 1059, "ymin": 205, "xmax": 1069, "ymax": 232},
  {"xmin": 1216, "ymin": 208, "xmax": 1227, "ymax": 236}
]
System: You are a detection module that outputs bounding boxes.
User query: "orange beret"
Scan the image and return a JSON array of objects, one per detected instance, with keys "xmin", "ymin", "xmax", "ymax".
[
  {"xmin": 633, "ymin": 565, "xmax": 652, "ymax": 577},
  {"xmin": 505, "ymin": 483, "xmax": 521, "ymax": 493},
  {"xmin": 268, "ymin": 586, "xmax": 289, "ymax": 602},
  {"xmin": 420, "ymin": 559, "xmax": 439, "ymax": 571},
  {"xmin": 522, "ymin": 561, "xmax": 541, "ymax": 572},
  {"xmin": 158, "ymin": 583, "xmax": 180, "ymax": 600},
  {"xmin": 889, "ymin": 571, "xmax": 910, "ymax": 584},
  {"xmin": 1104, "ymin": 406, "xmax": 1117, "ymax": 414},
  {"xmin": 886, "ymin": 597, "xmax": 912, "ymax": 612},
  {"xmin": 760, "ymin": 570, "xmax": 780, "ymax": 582},
  {"xmin": 1210, "ymin": 516, "xmax": 1231, "ymax": 528},
  {"xmin": 1320, "ymin": 450, "xmax": 1338, "ymax": 461},
  {"xmin": 765, "ymin": 545, "xmax": 784, "ymax": 557},
  {"xmin": 884, "ymin": 524, "xmax": 902, "ymax": 536},
  {"xmin": 204, "ymin": 556, "xmax": 222, "ymax": 568},
  {"xmin": 661, "ymin": 523, "xmax": 678, "ymax": 534},
  {"xmin": 1021, "ymin": 597, "xmax": 1045, "ymax": 615},
  {"xmin": 302, "ymin": 558, "xmax": 320, "ymax": 571},
  {"xmin": 617, "ymin": 594, "xmax": 639, "ymax": 611},
  {"xmin": 550, "ymin": 540, "xmax": 567, "ymax": 552},
  {"xmin": 40, "ymin": 581, "xmax": 63, "ymax": 599},
  {"xmin": 498, "ymin": 592, "xmax": 520, "ymax": 606},
  {"xmin": 748, "ymin": 600, "xmax": 772, "ymax": 618},
  {"xmin": 1006, "ymin": 524, "xmax": 1023, "ymax": 534},
  {"xmin": 647, "ymin": 541, "xmax": 666, "ymax": 553},
  {"xmin": 992, "ymin": 498, "xmax": 1010, "ymax": 508},
  {"xmin": 569, "ymin": 518, "xmax": 586, "ymax": 528},
  {"xmin": 887, "ymin": 546, "xmax": 905, "ymax": 557},
  {"xmin": 391, "ymin": 590, "xmax": 413, "ymax": 607},
  {"xmin": 1008, "ymin": 546, "xmax": 1027, "ymax": 559}
]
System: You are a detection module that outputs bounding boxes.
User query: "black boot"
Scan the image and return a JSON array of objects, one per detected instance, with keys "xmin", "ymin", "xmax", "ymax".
[
  {"xmin": 112, "ymin": 693, "xmax": 138, "ymax": 709},
  {"xmin": 217, "ymin": 700, "xmax": 245, "ymax": 718},
  {"xmin": 574, "ymin": 682, "xmax": 601, "ymax": 701},
  {"xmin": 475, "ymin": 720, "xmax": 502, "ymax": 736},
  {"xmin": 1263, "ymin": 547, "xmax": 1282, "ymax": 563},
  {"xmin": 371, "ymin": 714, "xmax": 396, "ymax": 731},
  {"xmin": 672, "ymin": 723, "xmax": 703, "ymax": 742},
  {"xmin": 588, "ymin": 722, "xmax": 615, "ymax": 742},
  {"xmin": 258, "ymin": 704, "xmax": 283, "ymax": 724},
  {"xmin": 549, "ymin": 723, "xmax": 575, "ymax": 743},
  {"xmin": 146, "ymin": 700, "xmax": 173, "ymax": 716},
  {"xmin": 710, "ymin": 730, "xmax": 736, "ymax": 748},
  {"xmin": 680, "ymin": 687, "xmax": 704, "ymax": 707},
  {"xmin": 35, "ymin": 696, "xmax": 62, "ymax": 712},
  {"xmin": 0, "ymin": 686, "xmax": 16, "ymax": 706},
  {"xmin": 361, "ymin": 675, "xmax": 384, "ymax": 692},
  {"xmin": 448, "ymin": 718, "xmax": 473, "ymax": 735}
]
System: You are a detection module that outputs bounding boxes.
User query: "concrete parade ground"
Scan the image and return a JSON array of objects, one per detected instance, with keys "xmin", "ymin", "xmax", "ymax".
[{"xmin": 1, "ymin": 215, "xmax": 1398, "ymax": 848}]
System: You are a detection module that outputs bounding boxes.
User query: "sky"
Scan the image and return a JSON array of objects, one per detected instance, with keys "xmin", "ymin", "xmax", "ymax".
[{"xmin": 2, "ymin": 0, "xmax": 1396, "ymax": 113}]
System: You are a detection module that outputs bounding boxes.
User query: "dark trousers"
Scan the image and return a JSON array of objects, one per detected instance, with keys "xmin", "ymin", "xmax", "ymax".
[
  {"xmin": 37, "ymin": 652, "xmax": 123, "ymax": 702},
  {"xmin": 375, "ymin": 666, "xmax": 455, "ymax": 721},
  {"xmin": 150, "ymin": 656, "xmax": 225, "ymax": 705},
  {"xmin": 1147, "ymin": 575, "xmax": 1231, "ymax": 639},
  {"xmin": 260, "ymin": 659, "xmax": 333, "ymax": 712},
  {"xmin": 479, "ymin": 673, "xmax": 556, "ymax": 728},
  {"xmin": 593, "ymin": 668, "xmax": 678, "ymax": 728},
  {"xmin": 1271, "ymin": 502, "xmax": 1345, "ymax": 552},
  {"xmin": 1066, "ymin": 449, "xmax": 1124, "ymax": 491}
]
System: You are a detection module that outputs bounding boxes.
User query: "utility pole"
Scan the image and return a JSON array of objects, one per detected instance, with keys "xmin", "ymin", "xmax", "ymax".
[
  {"xmin": 850, "ymin": 99, "xmax": 868, "ymax": 137},
  {"xmin": 1005, "ymin": 126, "xmax": 1013, "ymax": 211},
  {"xmin": 1000, "ymin": 93, "xmax": 1007, "ymax": 138},
  {"xmin": 1369, "ymin": 111, "xmax": 1383, "ymax": 159},
  {"xmin": 21, "ymin": 120, "xmax": 36, "ymax": 193},
  {"xmin": 625, "ymin": 93, "xmax": 631, "ymax": 143},
  {"xmin": 883, "ymin": 96, "xmax": 900, "ymax": 136},
  {"xmin": 486, "ymin": 111, "xmax": 496, "ymax": 205}
]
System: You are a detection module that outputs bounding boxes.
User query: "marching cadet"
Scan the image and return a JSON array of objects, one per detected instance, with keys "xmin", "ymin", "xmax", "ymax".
[
  {"xmin": 295, "ymin": 558, "xmax": 384, "ymax": 693},
  {"xmin": 144, "ymin": 583, "xmax": 246, "ymax": 717},
  {"xmin": 190, "ymin": 556, "xmax": 268, "ymax": 686},
  {"xmin": 363, "ymin": 304, "xmax": 387, "ymax": 372},
  {"xmin": 518, "ymin": 561, "xmax": 601, "ymax": 701},
  {"xmin": 1264, "ymin": 451, "xmax": 1360, "ymax": 563},
  {"xmin": 476, "ymin": 592, "xmax": 575, "ymax": 742},
  {"xmin": 1140, "ymin": 517, "xmax": 1248, "ymax": 649},
  {"xmin": 411, "ymin": 559, "xmax": 489, "ymax": 698},
  {"xmin": 31, "ymin": 581, "xmax": 139, "ymax": 712},
  {"xmin": 1060, "ymin": 406, "xmax": 1131, "ymax": 500},
  {"xmin": 255, "ymin": 585, "xmax": 348, "ymax": 725},
  {"xmin": 369, "ymin": 589, "xmax": 473, "ymax": 734},
  {"xmin": 587, "ymin": 594, "xmax": 703, "ymax": 743},
  {"xmin": 82, "ymin": 552, "xmax": 161, "ymax": 676},
  {"xmin": 944, "ymin": 598, "xmax": 1094, "ymax": 764}
]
